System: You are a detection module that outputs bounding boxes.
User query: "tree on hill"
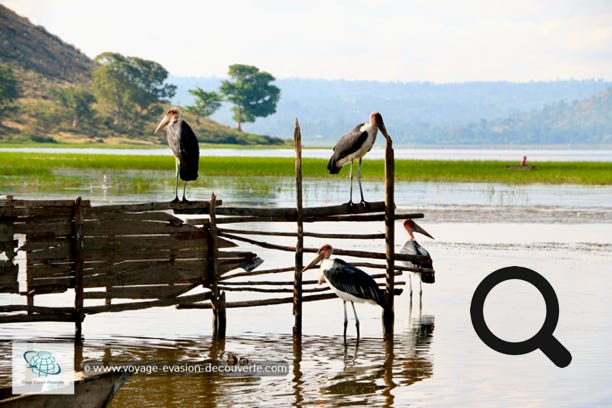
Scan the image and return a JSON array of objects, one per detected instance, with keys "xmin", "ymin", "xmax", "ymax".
[
  {"xmin": 220, "ymin": 64, "xmax": 280, "ymax": 130},
  {"xmin": 92, "ymin": 52, "xmax": 176, "ymax": 133},
  {"xmin": 185, "ymin": 87, "xmax": 222, "ymax": 125},
  {"xmin": 51, "ymin": 86, "xmax": 96, "ymax": 129},
  {"xmin": 0, "ymin": 64, "xmax": 19, "ymax": 124}
]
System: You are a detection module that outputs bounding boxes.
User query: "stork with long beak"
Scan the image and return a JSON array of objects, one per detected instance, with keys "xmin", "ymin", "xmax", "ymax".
[
  {"xmin": 154, "ymin": 107, "xmax": 200, "ymax": 202},
  {"xmin": 327, "ymin": 112, "xmax": 388, "ymax": 206},
  {"xmin": 400, "ymin": 219, "xmax": 435, "ymax": 300},
  {"xmin": 302, "ymin": 244, "xmax": 389, "ymax": 340}
]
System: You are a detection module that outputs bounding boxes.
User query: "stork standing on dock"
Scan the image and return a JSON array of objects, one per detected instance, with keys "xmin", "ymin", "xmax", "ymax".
[
  {"xmin": 327, "ymin": 112, "xmax": 388, "ymax": 205},
  {"xmin": 400, "ymin": 219, "xmax": 435, "ymax": 300},
  {"xmin": 154, "ymin": 107, "xmax": 200, "ymax": 202},
  {"xmin": 302, "ymin": 244, "xmax": 389, "ymax": 340}
]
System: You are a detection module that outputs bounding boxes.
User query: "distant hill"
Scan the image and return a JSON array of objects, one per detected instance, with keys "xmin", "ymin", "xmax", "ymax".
[
  {"xmin": 0, "ymin": 4, "xmax": 283, "ymax": 145},
  {"xmin": 0, "ymin": 4, "xmax": 93, "ymax": 81},
  {"xmin": 171, "ymin": 77, "xmax": 611, "ymax": 145},
  {"xmin": 446, "ymin": 87, "xmax": 612, "ymax": 144}
]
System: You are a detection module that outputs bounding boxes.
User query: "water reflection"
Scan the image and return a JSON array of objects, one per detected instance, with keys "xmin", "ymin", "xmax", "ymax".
[{"xmin": 0, "ymin": 312, "xmax": 435, "ymax": 407}]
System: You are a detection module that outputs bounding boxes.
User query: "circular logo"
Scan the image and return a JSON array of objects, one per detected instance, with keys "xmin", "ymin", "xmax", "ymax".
[{"xmin": 23, "ymin": 350, "xmax": 62, "ymax": 377}]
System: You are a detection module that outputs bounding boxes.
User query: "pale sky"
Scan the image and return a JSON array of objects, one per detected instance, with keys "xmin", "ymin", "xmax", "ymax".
[{"xmin": 3, "ymin": 0, "xmax": 611, "ymax": 82}]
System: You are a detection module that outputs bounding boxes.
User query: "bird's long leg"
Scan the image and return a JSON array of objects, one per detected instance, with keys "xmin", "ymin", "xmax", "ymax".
[
  {"xmin": 346, "ymin": 161, "xmax": 354, "ymax": 206},
  {"xmin": 343, "ymin": 301, "xmax": 348, "ymax": 341},
  {"xmin": 419, "ymin": 275, "xmax": 423, "ymax": 310},
  {"xmin": 351, "ymin": 301, "xmax": 360, "ymax": 340},
  {"xmin": 172, "ymin": 159, "xmax": 180, "ymax": 203},
  {"xmin": 419, "ymin": 275, "xmax": 423, "ymax": 298},
  {"xmin": 182, "ymin": 181, "xmax": 188, "ymax": 202},
  {"xmin": 357, "ymin": 157, "xmax": 365, "ymax": 204},
  {"xmin": 409, "ymin": 273, "xmax": 413, "ymax": 299}
]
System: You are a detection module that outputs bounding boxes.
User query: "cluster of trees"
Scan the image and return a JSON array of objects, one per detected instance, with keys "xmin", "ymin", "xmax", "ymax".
[
  {"xmin": 0, "ymin": 56, "xmax": 280, "ymax": 141},
  {"xmin": 185, "ymin": 64, "xmax": 280, "ymax": 130},
  {"xmin": 0, "ymin": 63, "xmax": 19, "ymax": 123}
]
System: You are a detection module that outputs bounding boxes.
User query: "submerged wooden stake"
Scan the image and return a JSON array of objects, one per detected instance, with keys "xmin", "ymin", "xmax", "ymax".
[
  {"xmin": 293, "ymin": 118, "xmax": 304, "ymax": 336},
  {"xmin": 72, "ymin": 196, "xmax": 85, "ymax": 341},
  {"xmin": 208, "ymin": 193, "xmax": 226, "ymax": 339},
  {"xmin": 382, "ymin": 125, "xmax": 395, "ymax": 338}
]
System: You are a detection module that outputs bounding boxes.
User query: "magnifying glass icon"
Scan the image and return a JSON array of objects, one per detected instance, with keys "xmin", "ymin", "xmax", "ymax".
[{"xmin": 470, "ymin": 266, "xmax": 572, "ymax": 368}]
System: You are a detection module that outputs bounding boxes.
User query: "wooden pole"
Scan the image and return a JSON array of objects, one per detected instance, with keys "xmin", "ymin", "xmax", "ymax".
[
  {"xmin": 208, "ymin": 193, "xmax": 226, "ymax": 339},
  {"xmin": 293, "ymin": 118, "xmax": 304, "ymax": 336},
  {"xmin": 72, "ymin": 196, "xmax": 84, "ymax": 341},
  {"xmin": 381, "ymin": 118, "xmax": 395, "ymax": 338}
]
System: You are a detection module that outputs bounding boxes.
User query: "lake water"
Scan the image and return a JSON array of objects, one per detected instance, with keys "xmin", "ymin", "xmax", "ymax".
[
  {"xmin": 1, "ymin": 174, "xmax": 611, "ymax": 406},
  {"xmin": 2, "ymin": 146, "xmax": 612, "ymax": 162}
]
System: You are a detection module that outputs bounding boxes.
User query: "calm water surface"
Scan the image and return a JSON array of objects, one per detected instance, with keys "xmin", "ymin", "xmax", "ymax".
[
  {"xmin": 1, "ymin": 178, "xmax": 611, "ymax": 406},
  {"xmin": 1, "ymin": 146, "xmax": 612, "ymax": 161}
]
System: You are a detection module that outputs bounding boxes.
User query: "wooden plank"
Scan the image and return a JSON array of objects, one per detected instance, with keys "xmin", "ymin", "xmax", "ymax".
[
  {"xmin": 81, "ymin": 260, "xmax": 207, "ymax": 287},
  {"xmin": 82, "ymin": 220, "xmax": 202, "ymax": 236},
  {"xmin": 0, "ymin": 207, "xmax": 74, "ymax": 218},
  {"xmin": 83, "ymin": 200, "xmax": 221, "ymax": 216},
  {"xmin": 21, "ymin": 238, "xmax": 72, "ymax": 252},
  {"xmin": 83, "ymin": 291, "xmax": 213, "ymax": 314},
  {"xmin": 14, "ymin": 221, "xmax": 73, "ymax": 235},
  {"xmin": 0, "ymin": 199, "xmax": 89, "ymax": 207},
  {"xmin": 0, "ymin": 314, "xmax": 76, "ymax": 323},
  {"xmin": 83, "ymin": 211, "xmax": 183, "ymax": 223},
  {"xmin": 83, "ymin": 283, "xmax": 197, "ymax": 299},
  {"xmin": 177, "ymin": 288, "xmax": 405, "ymax": 309}
]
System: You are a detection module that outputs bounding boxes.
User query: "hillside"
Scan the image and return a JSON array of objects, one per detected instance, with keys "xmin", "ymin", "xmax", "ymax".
[
  {"xmin": 446, "ymin": 87, "xmax": 612, "ymax": 144},
  {"xmin": 172, "ymin": 77, "xmax": 611, "ymax": 145},
  {"xmin": 0, "ymin": 4, "xmax": 284, "ymax": 145},
  {"xmin": 0, "ymin": 4, "xmax": 93, "ymax": 81}
]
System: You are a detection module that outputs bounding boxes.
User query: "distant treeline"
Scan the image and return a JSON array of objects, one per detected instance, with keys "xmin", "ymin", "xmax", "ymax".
[{"xmin": 172, "ymin": 77, "xmax": 611, "ymax": 145}]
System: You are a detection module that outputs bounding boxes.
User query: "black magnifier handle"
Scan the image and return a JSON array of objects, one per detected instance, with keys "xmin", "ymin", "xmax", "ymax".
[{"xmin": 540, "ymin": 336, "xmax": 572, "ymax": 368}]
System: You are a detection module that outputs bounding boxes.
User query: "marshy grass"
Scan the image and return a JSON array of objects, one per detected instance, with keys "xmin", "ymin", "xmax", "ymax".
[{"xmin": 1, "ymin": 152, "xmax": 610, "ymax": 194}]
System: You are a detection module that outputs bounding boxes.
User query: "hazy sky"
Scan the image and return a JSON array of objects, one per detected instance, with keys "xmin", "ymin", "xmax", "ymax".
[{"xmin": 3, "ymin": 0, "xmax": 611, "ymax": 82}]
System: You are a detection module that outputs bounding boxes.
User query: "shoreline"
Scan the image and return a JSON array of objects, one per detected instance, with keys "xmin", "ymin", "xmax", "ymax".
[{"xmin": 1, "ymin": 152, "xmax": 610, "ymax": 185}]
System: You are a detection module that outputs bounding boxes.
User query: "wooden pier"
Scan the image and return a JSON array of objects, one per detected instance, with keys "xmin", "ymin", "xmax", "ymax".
[{"xmin": 0, "ymin": 121, "xmax": 434, "ymax": 339}]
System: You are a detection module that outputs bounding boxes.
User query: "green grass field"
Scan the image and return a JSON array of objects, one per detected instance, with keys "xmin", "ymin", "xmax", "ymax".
[{"xmin": 1, "ymin": 152, "xmax": 610, "ymax": 190}]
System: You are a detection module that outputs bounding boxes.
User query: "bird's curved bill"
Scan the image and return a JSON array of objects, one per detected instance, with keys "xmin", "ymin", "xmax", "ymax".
[
  {"xmin": 413, "ymin": 221, "xmax": 434, "ymax": 239},
  {"xmin": 301, "ymin": 253, "xmax": 322, "ymax": 274},
  {"xmin": 154, "ymin": 114, "xmax": 170, "ymax": 134}
]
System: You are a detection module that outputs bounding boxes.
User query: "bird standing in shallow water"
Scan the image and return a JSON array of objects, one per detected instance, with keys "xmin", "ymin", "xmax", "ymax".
[
  {"xmin": 154, "ymin": 107, "xmax": 200, "ymax": 202},
  {"xmin": 303, "ymin": 244, "xmax": 389, "ymax": 340},
  {"xmin": 400, "ymin": 219, "xmax": 435, "ymax": 300},
  {"xmin": 327, "ymin": 112, "xmax": 388, "ymax": 205}
]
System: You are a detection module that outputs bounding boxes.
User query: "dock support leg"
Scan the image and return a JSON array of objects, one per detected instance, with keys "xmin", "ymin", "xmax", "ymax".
[
  {"xmin": 293, "ymin": 118, "xmax": 304, "ymax": 337},
  {"xmin": 382, "ymin": 132, "xmax": 395, "ymax": 339},
  {"xmin": 208, "ymin": 193, "xmax": 226, "ymax": 339}
]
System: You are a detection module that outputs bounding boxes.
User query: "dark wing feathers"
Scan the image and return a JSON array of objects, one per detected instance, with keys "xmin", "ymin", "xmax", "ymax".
[
  {"xmin": 401, "ymin": 240, "xmax": 435, "ymax": 283},
  {"xmin": 178, "ymin": 120, "xmax": 200, "ymax": 181},
  {"xmin": 325, "ymin": 259, "xmax": 388, "ymax": 309},
  {"xmin": 327, "ymin": 124, "xmax": 368, "ymax": 174}
]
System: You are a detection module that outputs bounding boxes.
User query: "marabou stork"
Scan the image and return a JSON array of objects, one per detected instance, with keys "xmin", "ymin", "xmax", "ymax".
[
  {"xmin": 154, "ymin": 107, "xmax": 200, "ymax": 202},
  {"xmin": 302, "ymin": 244, "xmax": 389, "ymax": 339},
  {"xmin": 327, "ymin": 112, "xmax": 388, "ymax": 205},
  {"xmin": 400, "ymin": 219, "xmax": 435, "ymax": 299}
]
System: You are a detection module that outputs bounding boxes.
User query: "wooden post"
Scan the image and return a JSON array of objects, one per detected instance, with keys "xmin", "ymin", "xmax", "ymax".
[
  {"xmin": 293, "ymin": 118, "xmax": 304, "ymax": 336},
  {"xmin": 382, "ymin": 125, "xmax": 395, "ymax": 338},
  {"xmin": 208, "ymin": 193, "xmax": 226, "ymax": 339},
  {"xmin": 72, "ymin": 197, "xmax": 85, "ymax": 340}
]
